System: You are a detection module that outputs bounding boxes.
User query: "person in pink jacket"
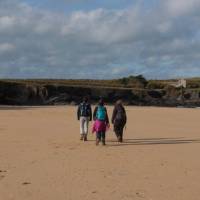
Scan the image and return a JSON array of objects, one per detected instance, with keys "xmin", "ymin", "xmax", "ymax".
[{"xmin": 92, "ymin": 98, "xmax": 109, "ymax": 146}]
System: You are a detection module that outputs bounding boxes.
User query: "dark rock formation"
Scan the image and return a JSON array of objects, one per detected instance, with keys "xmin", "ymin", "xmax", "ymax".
[
  {"xmin": 0, "ymin": 82, "xmax": 48, "ymax": 105},
  {"xmin": 0, "ymin": 81, "xmax": 200, "ymax": 107}
]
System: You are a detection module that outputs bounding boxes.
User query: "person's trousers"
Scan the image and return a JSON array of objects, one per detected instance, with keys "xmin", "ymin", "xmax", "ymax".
[
  {"xmin": 80, "ymin": 117, "xmax": 89, "ymax": 135},
  {"xmin": 114, "ymin": 123, "xmax": 125, "ymax": 141},
  {"xmin": 96, "ymin": 131, "xmax": 105, "ymax": 141}
]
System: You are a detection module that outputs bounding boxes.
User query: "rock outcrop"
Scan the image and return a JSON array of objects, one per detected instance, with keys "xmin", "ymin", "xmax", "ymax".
[{"xmin": 0, "ymin": 81, "xmax": 200, "ymax": 107}]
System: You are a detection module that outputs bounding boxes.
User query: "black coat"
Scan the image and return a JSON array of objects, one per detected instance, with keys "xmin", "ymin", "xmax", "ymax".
[
  {"xmin": 111, "ymin": 104, "xmax": 127, "ymax": 126},
  {"xmin": 77, "ymin": 102, "xmax": 92, "ymax": 121}
]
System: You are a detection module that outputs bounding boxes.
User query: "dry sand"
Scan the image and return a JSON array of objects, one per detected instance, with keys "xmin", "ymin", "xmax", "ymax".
[{"xmin": 0, "ymin": 106, "xmax": 200, "ymax": 200}]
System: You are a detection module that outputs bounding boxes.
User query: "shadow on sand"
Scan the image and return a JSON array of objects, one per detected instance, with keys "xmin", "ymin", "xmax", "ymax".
[{"xmin": 106, "ymin": 137, "xmax": 200, "ymax": 147}]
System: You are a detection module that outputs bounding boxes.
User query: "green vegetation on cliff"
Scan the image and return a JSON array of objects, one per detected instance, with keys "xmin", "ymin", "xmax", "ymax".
[
  {"xmin": 0, "ymin": 75, "xmax": 148, "ymax": 89},
  {"xmin": 1, "ymin": 75, "xmax": 200, "ymax": 106},
  {"xmin": 1, "ymin": 75, "xmax": 200, "ymax": 90}
]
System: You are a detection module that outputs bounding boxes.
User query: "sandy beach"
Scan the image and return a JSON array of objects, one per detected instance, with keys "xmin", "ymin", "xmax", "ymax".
[{"xmin": 0, "ymin": 106, "xmax": 200, "ymax": 200}]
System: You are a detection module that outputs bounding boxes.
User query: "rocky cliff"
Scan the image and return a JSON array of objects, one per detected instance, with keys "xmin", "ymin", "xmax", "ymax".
[{"xmin": 0, "ymin": 81, "xmax": 200, "ymax": 107}]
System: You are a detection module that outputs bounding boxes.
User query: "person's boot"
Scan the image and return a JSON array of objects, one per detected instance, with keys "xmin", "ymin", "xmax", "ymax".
[
  {"xmin": 102, "ymin": 139, "xmax": 106, "ymax": 146},
  {"xmin": 96, "ymin": 138, "xmax": 100, "ymax": 146},
  {"xmin": 80, "ymin": 135, "xmax": 83, "ymax": 140},
  {"xmin": 119, "ymin": 136, "xmax": 123, "ymax": 143},
  {"xmin": 117, "ymin": 136, "xmax": 121, "ymax": 142},
  {"xmin": 120, "ymin": 135, "xmax": 123, "ymax": 143},
  {"xmin": 83, "ymin": 134, "xmax": 87, "ymax": 141}
]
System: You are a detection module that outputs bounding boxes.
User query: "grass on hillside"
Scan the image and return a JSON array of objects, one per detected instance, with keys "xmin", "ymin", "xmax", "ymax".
[{"xmin": 1, "ymin": 76, "xmax": 200, "ymax": 89}]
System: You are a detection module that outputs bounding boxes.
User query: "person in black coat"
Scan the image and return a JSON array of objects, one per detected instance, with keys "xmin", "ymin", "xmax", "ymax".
[{"xmin": 111, "ymin": 100, "xmax": 127, "ymax": 142}]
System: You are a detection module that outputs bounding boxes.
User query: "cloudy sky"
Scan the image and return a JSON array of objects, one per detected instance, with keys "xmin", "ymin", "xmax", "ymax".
[{"xmin": 0, "ymin": 0, "xmax": 200, "ymax": 79}]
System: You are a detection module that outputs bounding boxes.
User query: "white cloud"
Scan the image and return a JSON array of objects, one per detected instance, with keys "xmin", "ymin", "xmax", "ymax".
[
  {"xmin": 165, "ymin": 0, "xmax": 200, "ymax": 17},
  {"xmin": 0, "ymin": 0, "xmax": 200, "ymax": 79},
  {"xmin": 0, "ymin": 43, "xmax": 15, "ymax": 54},
  {"xmin": 157, "ymin": 21, "xmax": 172, "ymax": 33},
  {"xmin": 0, "ymin": 16, "xmax": 15, "ymax": 32}
]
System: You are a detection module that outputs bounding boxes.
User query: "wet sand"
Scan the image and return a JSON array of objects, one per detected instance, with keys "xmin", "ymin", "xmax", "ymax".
[{"xmin": 0, "ymin": 106, "xmax": 200, "ymax": 200}]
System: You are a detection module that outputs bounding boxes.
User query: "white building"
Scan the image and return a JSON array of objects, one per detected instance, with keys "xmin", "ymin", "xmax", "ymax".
[{"xmin": 170, "ymin": 79, "xmax": 187, "ymax": 88}]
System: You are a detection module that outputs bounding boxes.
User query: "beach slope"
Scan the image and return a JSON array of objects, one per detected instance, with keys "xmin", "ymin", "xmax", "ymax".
[{"xmin": 0, "ymin": 106, "xmax": 200, "ymax": 200}]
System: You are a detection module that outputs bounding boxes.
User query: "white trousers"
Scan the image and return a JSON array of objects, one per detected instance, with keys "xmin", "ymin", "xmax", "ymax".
[{"xmin": 80, "ymin": 117, "xmax": 89, "ymax": 135}]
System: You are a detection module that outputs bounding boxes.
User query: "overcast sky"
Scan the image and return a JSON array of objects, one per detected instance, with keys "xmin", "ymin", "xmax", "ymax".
[{"xmin": 0, "ymin": 0, "xmax": 200, "ymax": 79}]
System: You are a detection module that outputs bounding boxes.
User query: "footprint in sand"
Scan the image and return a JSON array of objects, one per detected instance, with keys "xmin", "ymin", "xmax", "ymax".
[
  {"xmin": 0, "ymin": 175, "xmax": 5, "ymax": 180},
  {"xmin": 69, "ymin": 147, "xmax": 76, "ymax": 150},
  {"xmin": 0, "ymin": 170, "xmax": 7, "ymax": 173},
  {"xmin": 135, "ymin": 190, "xmax": 146, "ymax": 198},
  {"xmin": 0, "ymin": 170, "xmax": 7, "ymax": 180},
  {"xmin": 22, "ymin": 182, "xmax": 31, "ymax": 185}
]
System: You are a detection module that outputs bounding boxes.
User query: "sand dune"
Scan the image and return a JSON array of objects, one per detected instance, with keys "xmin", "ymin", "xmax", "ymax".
[{"xmin": 0, "ymin": 106, "xmax": 200, "ymax": 200}]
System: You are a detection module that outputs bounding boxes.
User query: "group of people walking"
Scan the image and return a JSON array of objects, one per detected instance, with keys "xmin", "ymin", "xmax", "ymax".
[{"xmin": 77, "ymin": 97, "xmax": 127, "ymax": 145}]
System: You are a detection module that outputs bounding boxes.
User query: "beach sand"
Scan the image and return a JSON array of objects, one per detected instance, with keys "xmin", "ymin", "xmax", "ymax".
[{"xmin": 0, "ymin": 106, "xmax": 200, "ymax": 200}]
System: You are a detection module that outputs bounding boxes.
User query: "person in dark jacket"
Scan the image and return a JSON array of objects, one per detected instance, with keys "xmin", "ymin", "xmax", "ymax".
[
  {"xmin": 92, "ymin": 98, "xmax": 109, "ymax": 145},
  {"xmin": 111, "ymin": 100, "xmax": 127, "ymax": 142},
  {"xmin": 77, "ymin": 97, "xmax": 92, "ymax": 141}
]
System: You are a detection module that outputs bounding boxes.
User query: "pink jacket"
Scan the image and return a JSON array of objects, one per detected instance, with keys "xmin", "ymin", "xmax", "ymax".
[{"xmin": 92, "ymin": 120, "xmax": 109, "ymax": 133}]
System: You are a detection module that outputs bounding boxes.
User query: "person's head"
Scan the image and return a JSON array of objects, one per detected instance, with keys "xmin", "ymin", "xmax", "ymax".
[
  {"xmin": 98, "ymin": 97, "xmax": 104, "ymax": 106},
  {"xmin": 83, "ymin": 96, "xmax": 88, "ymax": 103},
  {"xmin": 116, "ymin": 99, "xmax": 123, "ymax": 106}
]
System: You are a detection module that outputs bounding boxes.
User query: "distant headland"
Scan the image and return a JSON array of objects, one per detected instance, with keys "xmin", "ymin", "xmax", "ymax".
[{"xmin": 0, "ymin": 75, "xmax": 200, "ymax": 107}]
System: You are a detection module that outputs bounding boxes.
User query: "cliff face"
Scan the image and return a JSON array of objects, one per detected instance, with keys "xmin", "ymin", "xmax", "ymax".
[
  {"xmin": 0, "ymin": 81, "xmax": 200, "ymax": 107},
  {"xmin": 0, "ymin": 82, "xmax": 48, "ymax": 105}
]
